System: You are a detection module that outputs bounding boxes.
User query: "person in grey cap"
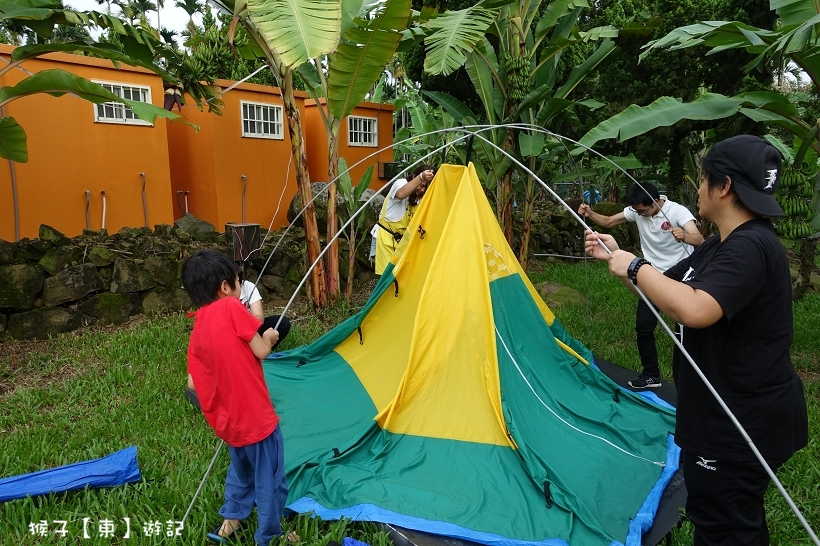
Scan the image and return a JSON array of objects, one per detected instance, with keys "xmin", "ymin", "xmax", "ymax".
[{"xmin": 584, "ymin": 134, "xmax": 808, "ymax": 545}]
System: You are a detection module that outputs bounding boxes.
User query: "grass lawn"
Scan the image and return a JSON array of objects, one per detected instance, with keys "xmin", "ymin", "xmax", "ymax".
[{"xmin": 0, "ymin": 259, "xmax": 817, "ymax": 545}]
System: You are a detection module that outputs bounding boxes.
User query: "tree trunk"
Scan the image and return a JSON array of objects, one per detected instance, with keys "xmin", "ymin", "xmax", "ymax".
[
  {"xmin": 345, "ymin": 224, "xmax": 356, "ymax": 304},
  {"xmin": 499, "ymin": 124, "xmax": 516, "ymax": 244},
  {"xmin": 280, "ymin": 67, "xmax": 326, "ymax": 308},
  {"xmin": 667, "ymin": 130, "xmax": 686, "ymax": 202},
  {"xmin": 793, "ymin": 237, "xmax": 817, "ymax": 302},
  {"xmin": 325, "ymin": 118, "xmax": 341, "ymax": 300},
  {"xmin": 518, "ymin": 172, "xmax": 536, "ymax": 271}
]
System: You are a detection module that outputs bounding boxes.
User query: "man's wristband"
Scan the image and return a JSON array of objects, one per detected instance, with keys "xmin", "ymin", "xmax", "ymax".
[{"xmin": 627, "ymin": 258, "xmax": 651, "ymax": 286}]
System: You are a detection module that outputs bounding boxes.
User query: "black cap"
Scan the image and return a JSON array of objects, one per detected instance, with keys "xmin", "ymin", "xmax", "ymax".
[{"xmin": 703, "ymin": 135, "xmax": 784, "ymax": 217}]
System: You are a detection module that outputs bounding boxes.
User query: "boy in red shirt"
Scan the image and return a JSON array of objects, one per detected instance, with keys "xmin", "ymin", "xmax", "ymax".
[{"xmin": 182, "ymin": 250, "xmax": 286, "ymax": 545}]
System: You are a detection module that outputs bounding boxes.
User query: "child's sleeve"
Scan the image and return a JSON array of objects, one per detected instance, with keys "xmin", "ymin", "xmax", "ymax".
[{"xmin": 226, "ymin": 297, "xmax": 263, "ymax": 342}]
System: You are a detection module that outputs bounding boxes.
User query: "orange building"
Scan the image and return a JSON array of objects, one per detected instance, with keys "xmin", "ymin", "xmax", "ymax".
[
  {"xmin": 0, "ymin": 43, "xmax": 178, "ymax": 242},
  {"xmin": 0, "ymin": 45, "xmax": 397, "ymax": 242},
  {"xmin": 166, "ymin": 80, "xmax": 307, "ymax": 231},
  {"xmin": 304, "ymin": 99, "xmax": 396, "ymax": 187}
]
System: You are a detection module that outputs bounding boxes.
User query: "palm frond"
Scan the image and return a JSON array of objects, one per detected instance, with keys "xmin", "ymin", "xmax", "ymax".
[{"xmin": 423, "ymin": 5, "xmax": 495, "ymax": 76}]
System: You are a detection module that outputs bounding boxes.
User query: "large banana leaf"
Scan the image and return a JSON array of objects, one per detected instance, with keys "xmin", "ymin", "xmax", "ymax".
[
  {"xmin": 773, "ymin": 0, "xmax": 818, "ymax": 27},
  {"xmin": 0, "ymin": 69, "xmax": 191, "ymax": 162},
  {"xmin": 423, "ymin": 4, "xmax": 495, "ymax": 76},
  {"xmin": 464, "ymin": 37, "xmax": 500, "ymax": 123},
  {"xmin": 553, "ymin": 38, "xmax": 616, "ymax": 99},
  {"xmin": 327, "ymin": 0, "xmax": 411, "ymax": 120},
  {"xmin": 0, "ymin": 117, "xmax": 27, "ymax": 163},
  {"xmin": 422, "ymin": 90, "xmax": 477, "ymax": 124},
  {"xmin": 579, "ymin": 91, "xmax": 802, "ymax": 148},
  {"xmin": 246, "ymin": 0, "xmax": 342, "ymax": 68},
  {"xmin": 640, "ymin": 14, "xmax": 820, "ymax": 84},
  {"xmin": 533, "ymin": 0, "xmax": 589, "ymax": 41}
]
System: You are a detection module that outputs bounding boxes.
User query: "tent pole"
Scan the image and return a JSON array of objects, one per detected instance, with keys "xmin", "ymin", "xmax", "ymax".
[{"xmin": 181, "ymin": 440, "xmax": 224, "ymax": 528}]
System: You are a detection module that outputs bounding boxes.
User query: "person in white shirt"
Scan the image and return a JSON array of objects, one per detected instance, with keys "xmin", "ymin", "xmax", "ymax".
[
  {"xmin": 238, "ymin": 267, "xmax": 290, "ymax": 346},
  {"xmin": 372, "ymin": 164, "xmax": 434, "ymax": 275},
  {"xmin": 578, "ymin": 182, "xmax": 704, "ymax": 389}
]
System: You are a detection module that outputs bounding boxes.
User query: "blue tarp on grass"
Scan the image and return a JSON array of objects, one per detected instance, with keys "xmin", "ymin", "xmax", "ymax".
[{"xmin": 0, "ymin": 446, "xmax": 141, "ymax": 502}]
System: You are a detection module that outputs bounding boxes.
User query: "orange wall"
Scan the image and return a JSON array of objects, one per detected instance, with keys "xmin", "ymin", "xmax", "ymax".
[
  {"xmin": 0, "ymin": 44, "xmax": 175, "ymax": 241},
  {"xmin": 304, "ymin": 100, "xmax": 395, "ymax": 189},
  {"xmin": 167, "ymin": 81, "xmax": 305, "ymax": 231}
]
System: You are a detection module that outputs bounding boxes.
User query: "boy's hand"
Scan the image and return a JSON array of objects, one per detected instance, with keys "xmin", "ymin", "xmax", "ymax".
[
  {"xmin": 578, "ymin": 203, "xmax": 591, "ymax": 217},
  {"xmin": 262, "ymin": 328, "xmax": 279, "ymax": 346}
]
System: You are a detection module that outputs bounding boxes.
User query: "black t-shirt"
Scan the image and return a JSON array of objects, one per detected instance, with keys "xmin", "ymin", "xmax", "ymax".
[{"xmin": 665, "ymin": 218, "xmax": 808, "ymax": 463}]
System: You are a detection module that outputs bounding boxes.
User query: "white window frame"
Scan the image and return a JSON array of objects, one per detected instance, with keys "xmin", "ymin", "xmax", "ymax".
[
  {"xmin": 92, "ymin": 80, "xmax": 153, "ymax": 126},
  {"xmin": 347, "ymin": 115, "xmax": 378, "ymax": 147},
  {"xmin": 241, "ymin": 101, "xmax": 284, "ymax": 140}
]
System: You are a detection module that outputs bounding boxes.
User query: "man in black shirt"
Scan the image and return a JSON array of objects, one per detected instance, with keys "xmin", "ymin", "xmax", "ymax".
[{"xmin": 584, "ymin": 135, "xmax": 808, "ymax": 545}]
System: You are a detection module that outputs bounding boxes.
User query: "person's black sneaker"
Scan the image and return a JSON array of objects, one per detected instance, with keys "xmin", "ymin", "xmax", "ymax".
[{"xmin": 628, "ymin": 375, "xmax": 662, "ymax": 389}]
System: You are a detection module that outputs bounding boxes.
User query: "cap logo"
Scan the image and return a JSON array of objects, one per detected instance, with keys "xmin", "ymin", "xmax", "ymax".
[{"xmin": 764, "ymin": 169, "xmax": 777, "ymax": 191}]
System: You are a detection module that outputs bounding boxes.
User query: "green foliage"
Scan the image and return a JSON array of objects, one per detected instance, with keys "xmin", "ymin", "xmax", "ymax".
[
  {"xmin": 775, "ymin": 168, "xmax": 817, "ymax": 239},
  {"xmin": 574, "ymin": 0, "xmax": 775, "ymax": 198}
]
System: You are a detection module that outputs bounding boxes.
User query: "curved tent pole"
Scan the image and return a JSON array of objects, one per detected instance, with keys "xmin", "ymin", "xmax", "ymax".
[
  {"xmin": 247, "ymin": 126, "xmax": 470, "ymax": 313},
  {"xmin": 267, "ymin": 131, "xmax": 478, "ymax": 333}
]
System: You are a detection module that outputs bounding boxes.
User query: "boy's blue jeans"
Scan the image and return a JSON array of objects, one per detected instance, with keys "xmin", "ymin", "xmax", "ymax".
[{"xmin": 219, "ymin": 425, "xmax": 287, "ymax": 546}]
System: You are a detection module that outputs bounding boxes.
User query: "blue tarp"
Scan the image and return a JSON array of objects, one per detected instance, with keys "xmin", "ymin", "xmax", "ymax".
[{"xmin": 0, "ymin": 446, "xmax": 141, "ymax": 502}]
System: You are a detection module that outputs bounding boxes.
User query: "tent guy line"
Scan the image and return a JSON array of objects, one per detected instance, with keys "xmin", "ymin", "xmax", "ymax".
[{"xmin": 495, "ymin": 326, "xmax": 666, "ymax": 467}]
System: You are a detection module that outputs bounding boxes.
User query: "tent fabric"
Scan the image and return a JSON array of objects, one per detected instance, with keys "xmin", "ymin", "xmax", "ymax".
[
  {"xmin": 264, "ymin": 164, "xmax": 677, "ymax": 546},
  {"xmin": 0, "ymin": 446, "xmax": 141, "ymax": 502}
]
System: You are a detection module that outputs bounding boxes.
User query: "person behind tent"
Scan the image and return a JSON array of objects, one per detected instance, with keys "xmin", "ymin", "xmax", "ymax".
[
  {"xmin": 238, "ymin": 264, "xmax": 291, "ymax": 345},
  {"xmin": 371, "ymin": 164, "xmax": 434, "ymax": 275},
  {"xmin": 578, "ymin": 182, "xmax": 704, "ymax": 389},
  {"xmin": 181, "ymin": 249, "xmax": 287, "ymax": 546},
  {"xmin": 584, "ymin": 135, "xmax": 808, "ymax": 545}
]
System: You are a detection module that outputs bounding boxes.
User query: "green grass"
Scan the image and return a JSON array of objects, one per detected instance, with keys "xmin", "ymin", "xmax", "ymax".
[{"xmin": 0, "ymin": 261, "xmax": 817, "ymax": 545}]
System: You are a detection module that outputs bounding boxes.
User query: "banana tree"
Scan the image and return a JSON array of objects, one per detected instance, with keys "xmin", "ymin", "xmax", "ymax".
[
  {"xmin": 336, "ymin": 157, "xmax": 373, "ymax": 304},
  {"xmin": 581, "ymin": 0, "xmax": 820, "ymax": 158},
  {"xmin": 420, "ymin": 0, "xmax": 627, "ymax": 269},
  {"xmin": 219, "ymin": 0, "xmax": 411, "ymax": 304},
  {"xmin": 579, "ymin": 0, "xmax": 820, "ymax": 298}
]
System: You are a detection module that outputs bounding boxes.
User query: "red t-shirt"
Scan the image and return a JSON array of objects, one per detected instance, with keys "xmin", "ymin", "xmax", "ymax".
[{"xmin": 187, "ymin": 297, "xmax": 278, "ymax": 447}]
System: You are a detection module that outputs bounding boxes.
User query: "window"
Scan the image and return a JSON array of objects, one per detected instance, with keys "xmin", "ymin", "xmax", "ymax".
[
  {"xmin": 241, "ymin": 101, "xmax": 284, "ymax": 139},
  {"xmin": 348, "ymin": 116, "xmax": 378, "ymax": 147},
  {"xmin": 93, "ymin": 81, "xmax": 152, "ymax": 126}
]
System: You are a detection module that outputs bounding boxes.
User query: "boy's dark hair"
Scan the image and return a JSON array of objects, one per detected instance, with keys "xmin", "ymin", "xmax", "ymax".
[
  {"xmin": 181, "ymin": 250, "xmax": 240, "ymax": 307},
  {"xmin": 626, "ymin": 182, "xmax": 660, "ymax": 207}
]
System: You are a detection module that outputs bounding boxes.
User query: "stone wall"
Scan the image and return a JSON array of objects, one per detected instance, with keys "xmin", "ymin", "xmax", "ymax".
[
  {"xmin": 0, "ymin": 200, "xmax": 634, "ymax": 341},
  {"xmin": 0, "ymin": 214, "xmax": 309, "ymax": 340}
]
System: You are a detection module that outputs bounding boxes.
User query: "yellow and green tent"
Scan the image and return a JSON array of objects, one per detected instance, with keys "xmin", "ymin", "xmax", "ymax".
[{"xmin": 264, "ymin": 164, "xmax": 678, "ymax": 546}]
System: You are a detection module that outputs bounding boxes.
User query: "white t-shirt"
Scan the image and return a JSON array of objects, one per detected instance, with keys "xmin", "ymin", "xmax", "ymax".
[
  {"xmin": 382, "ymin": 178, "xmax": 411, "ymax": 222},
  {"xmin": 622, "ymin": 196, "xmax": 696, "ymax": 272},
  {"xmin": 239, "ymin": 280, "xmax": 262, "ymax": 311}
]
